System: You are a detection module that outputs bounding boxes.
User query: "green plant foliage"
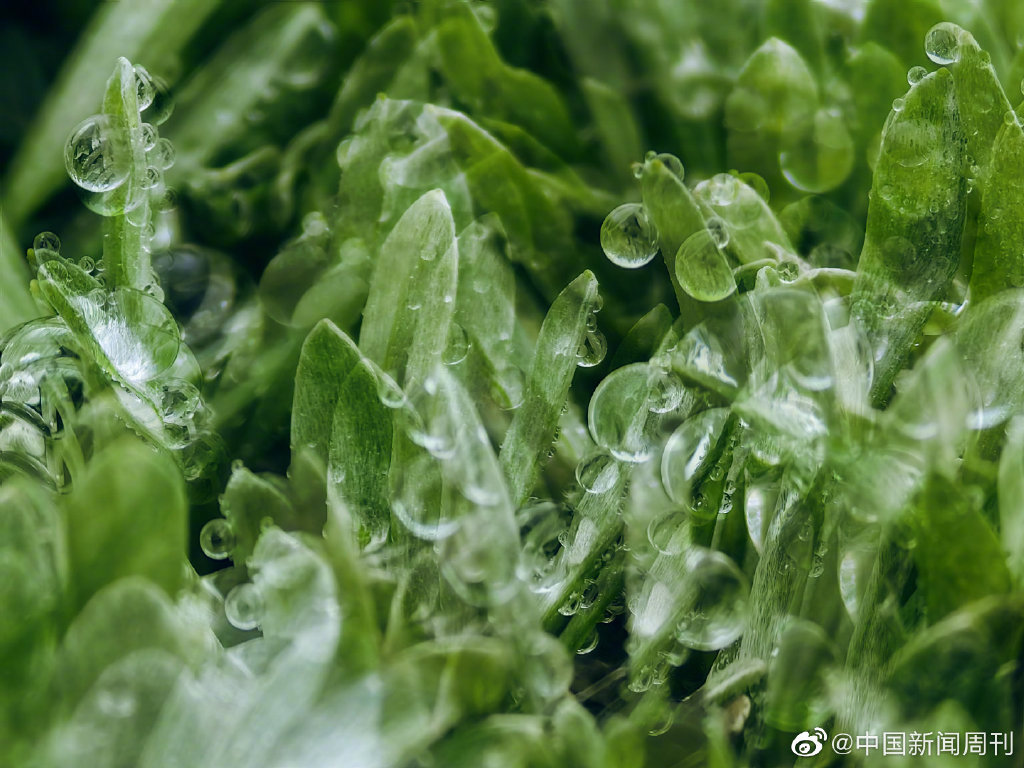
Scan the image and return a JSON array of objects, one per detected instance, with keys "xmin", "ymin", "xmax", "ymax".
[{"xmin": 4, "ymin": 2, "xmax": 1024, "ymax": 767}]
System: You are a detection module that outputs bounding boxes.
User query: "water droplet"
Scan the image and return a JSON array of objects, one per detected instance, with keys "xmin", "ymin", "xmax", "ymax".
[
  {"xmin": 224, "ymin": 583, "xmax": 263, "ymax": 630},
  {"xmin": 142, "ymin": 166, "xmax": 163, "ymax": 190},
  {"xmin": 442, "ymin": 323, "xmax": 470, "ymax": 365},
  {"xmin": 779, "ymin": 109, "xmax": 854, "ymax": 194},
  {"xmin": 600, "ymin": 203, "xmax": 660, "ymax": 268},
  {"xmin": 675, "ymin": 229, "xmax": 736, "ymax": 302},
  {"xmin": 79, "ymin": 256, "xmax": 95, "ymax": 273},
  {"xmin": 925, "ymin": 22, "xmax": 961, "ymax": 65},
  {"xmin": 892, "ymin": 97, "xmax": 905, "ymax": 112},
  {"xmin": 199, "ymin": 518, "xmax": 234, "ymax": 560},
  {"xmin": 377, "ymin": 372, "xmax": 406, "ymax": 408},
  {"xmin": 631, "ymin": 162, "xmax": 644, "ymax": 179},
  {"xmin": 588, "ymin": 363, "xmax": 659, "ymax": 463},
  {"xmin": 648, "ymin": 370, "xmax": 685, "ymax": 414},
  {"xmin": 706, "ymin": 216, "xmax": 730, "ymax": 248},
  {"xmin": 148, "ymin": 138, "xmax": 176, "ymax": 171},
  {"xmin": 575, "ymin": 450, "xmax": 620, "ymax": 494},
  {"xmin": 706, "ymin": 173, "xmax": 740, "ymax": 207},
  {"xmin": 32, "ymin": 232, "xmax": 61, "ymax": 265},
  {"xmin": 576, "ymin": 629, "xmax": 599, "ymax": 655},
  {"xmin": 674, "ymin": 548, "xmax": 748, "ymax": 651},
  {"xmin": 134, "ymin": 65, "xmax": 156, "ymax": 110},
  {"xmin": 140, "ymin": 123, "xmax": 158, "ymax": 150},
  {"xmin": 907, "ymin": 66, "xmax": 927, "ymax": 86},
  {"xmin": 64, "ymin": 115, "xmax": 130, "ymax": 193},
  {"xmin": 141, "ymin": 74, "xmax": 174, "ymax": 126},
  {"xmin": 653, "ymin": 152, "xmax": 685, "ymax": 180},
  {"xmin": 577, "ymin": 329, "xmax": 607, "ymax": 368},
  {"xmin": 1005, "ymin": 110, "xmax": 1019, "ymax": 127}
]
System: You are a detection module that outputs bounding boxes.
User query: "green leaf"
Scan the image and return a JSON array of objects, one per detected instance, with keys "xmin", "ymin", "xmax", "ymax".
[
  {"xmin": 360, "ymin": 189, "xmax": 458, "ymax": 386},
  {"xmin": 851, "ymin": 67, "xmax": 966, "ymax": 404},
  {"xmin": 970, "ymin": 119, "xmax": 1024, "ymax": 302},
  {"xmin": 64, "ymin": 438, "xmax": 186, "ymax": 608},
  {"xmin": 910, "ymin": 475, "xmax": 1011, "ymax": 620},
  {"xmin": 1, "ymin": 0, "xmax": 229, "ymax": 226},
  {"xmin": 500, "ymin": 271, "xmax": 600, "ymax": 506}
]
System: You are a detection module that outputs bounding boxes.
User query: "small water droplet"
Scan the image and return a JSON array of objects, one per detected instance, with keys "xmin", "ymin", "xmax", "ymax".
[
  {"xmin": 647, "ymin": 370, "xmax": 684, "ymax": 413},
  {"xmin": 600, "ymin": 203, "xmax": 660, "ymax": 268},
  {"xmin": 148, "ymin": 138, "xmax": 176, "ymax": 171},
  {"xmin": 575, "ymin": 450, "xmax": 620, "ymax": 494},
  {"xmin": 134, "ymin": 65, "xmax": 156, "ymax": 111},
  {"xmin": 142, "ymin": 166, "xmax": 163, "ymax": 190},
  {"xmin": 577, "ymin": 329, "xmax": 607, "ymax": 368},
  {"xmin": 33, "ymin": 231, "xmax": 61, "ymax": 259},
  {"xmin": 925, "ymin": 22, "xmax": 961, "ymax": 66},
  {"xmin": 199, "ymin": 518, "xmax": 235, "ymax": 560},
  {"xmin": 892, "ymin": 97, "xmax": 905, "ymax": 112},
  {"xmin": 706, "ymin": 216, "xmax": 730, "ymax": 248},
  {"xmin": 140, "ymin": 123, "xmax": 158, "ymax": 150},
  {"xmin": 442, "ymin": 323, "xmax": 470, "ymax": 365},
  {"xmin": 79, "ymin": 256, "xmax": 95, "ymax": 273},
  {"xmin": 907, "ymin": 66, "xmax": 927, "ymax": 86},
  {"xmin": 224, "ymin": 583, "xmax": 263, "ymax": 630},
  {"xmin": 64, "ymin": 115, "xmax": 130, "ymax": 193},
  {"xmin": 1005, "ymin": 110, "xmax": 1019, "ymax": 127}
]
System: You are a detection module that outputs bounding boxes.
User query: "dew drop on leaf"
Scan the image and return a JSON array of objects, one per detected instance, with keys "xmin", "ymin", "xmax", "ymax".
[
  {"xmin": 577, "ymin": 329, "xmax": 607, "ymax": 368},
  {"xmin": 224, "ymin": 583, "xmax": 263, "ymax": 630},
  {"xmin": 675, "ymin": 229, "xmax": 737, "ymax": 302},
  {"xmin": 588, "ymin": 362, "xmax": 658, "ymax": 463},
  {"xmin": 575, "ymin": 450, "xmax": 620, "ymax": 494},
  {"xmin": 199, "ymin": 518, "xmax": 234, "ymax": 560},
  {"xmin": 148, "ymin": 138, "xmax": 176, "ymax": 171},
  {"xmin": 600, "ymin": 203, "xmax": 659, "ymax": 268},
  {"xmin": 442, "ymin": 322, "xmax": 470, "ymax": 365},
  {"xmin": 140, "ymin": 123, "xmax": 157, "ymax": 150},
  {"xmin": 648, "ymin": 370, "xmax": 685, "ymax": 414},
  {"xmin": 661, "ymin": 408, "xmax": 730, "ymax": 504},
  {"xmin": 64, "ymin": 115, "xmax": 130, "ymax": 193},
  {"xmin": 706, "ymin": 216, "xmax": 730, "ymax": 248},
  {"xmin": 134, "ymin": 65, "xmax": 156, "ymax": 111},
  {"xmin": 907, "ymin": 66, "xmax": 927, "ymax": 86},
  {"xmin": 779, "ymin": 109, "xmax": 854, "ymax": 194},
  {"xmin": 925, "ymin": 22, "xmax": 961, "ymax": 66},
  {"xmin": 674, "ymin": 548, "xmax": 748, "ymax": 651}
]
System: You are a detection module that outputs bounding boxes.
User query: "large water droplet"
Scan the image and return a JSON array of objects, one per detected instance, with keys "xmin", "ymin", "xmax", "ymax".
[
  {"xmin": 199, "ymin": 518, "xmax": 234, "ymax": 560},
  {"xmin": 674, "ymin": 548, "xmax": 748, "ymax": 651},
  {"xmin": 661, "ymin": 408, "xmax": 730, "ymax": 504},
  {"xmin": 600, "ymin": 203, "xmax": 660, "ymax": 268},
  {"xmin": 575, "ymin": 450, "xmax": 620, "ymax": 494},
  {"xmin": 925, "ymin": 22, "xmax": 961, "ymax": 66},
  {"xmin": 224, "ymin": 583, "xmax": 263, "ymax": 630},
  {"xmin": 779, "ymin": 109, "xmax": 854, "ymax": 194},
  {"xmin": 64, "ymin": 115, "xmax": 130, "ymax": 193},
  {"xmin": 588, "ymin": 363, "xmax": 659, "ymax": 462},
  {"xmin": 675, "ymin": 230, "xmax": 737, "ymax": 302}
]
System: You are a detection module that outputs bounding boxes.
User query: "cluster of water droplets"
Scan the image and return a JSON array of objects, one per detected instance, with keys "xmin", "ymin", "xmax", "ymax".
[{"xmin": 64, "ymin": 64, "xmax": 176, "ymax": 219}]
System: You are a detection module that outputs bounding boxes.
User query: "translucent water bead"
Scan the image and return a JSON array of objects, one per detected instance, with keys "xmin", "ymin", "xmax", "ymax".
[
  {"xmin": 588, "ymin": 363, "xmax": 682, "ymax": 462},
  {"xmin": 779, "ymin": 109, "xmax": 854, "ymax": 194},
  {"xmin": 674, "ymin": 548, "xmax": 748, "ymax": 651},
  {"xmin": 600, "ymin": 203, "xmax": 660, "ymax": 268},
  {"xmin": 224, "ymin": 583, "xmax": 264, "ymax": 630},
  {"xmin": 675, "ymin": 229, "xmax": 736, "ymax": 302},
  {"xmin": 64, "ymin": 115, "xmax": 130, "ymax": 193},
  {"xmin": 925, "ymin": 22, "xmax": 961, "ymax": 66},
  {"xmin": 575, "ymin": 450, "xmax": 621, "ymax": 494},
  {"xmin": 199, "ymin": 518, "xmax": 234, "ymax": 560},
  {"xmin": 660, "ymin": 408, "xmax": 730, "ymax": 505}
]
